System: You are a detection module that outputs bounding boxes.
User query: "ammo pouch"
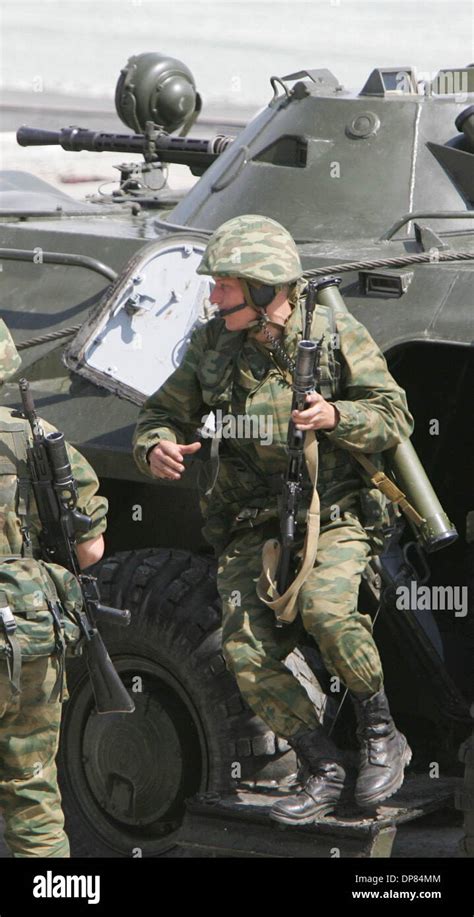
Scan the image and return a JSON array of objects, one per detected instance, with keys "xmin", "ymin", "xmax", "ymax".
[
  {"xmin": 0, "ymin": 557, "xmax": 82, "ymax": 702},
  {"xmin": 198, "ymin": 448, "xmax": 280, "ymax": 554}
]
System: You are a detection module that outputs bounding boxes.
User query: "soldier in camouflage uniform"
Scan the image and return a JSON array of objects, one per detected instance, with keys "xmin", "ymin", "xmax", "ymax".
[
  {"xmin": 0, "ymin": 319, "xmax": 108, "ymax": 856},
  {"xmin": 133, "ymin": 215, "xmax": 414, "ymax": 823}
]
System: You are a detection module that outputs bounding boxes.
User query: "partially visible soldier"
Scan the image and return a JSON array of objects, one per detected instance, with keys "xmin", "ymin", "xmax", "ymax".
[
  {"xmin": 0, "ymin": 319, "xmax": 108, "ymax": 857},
  {"xmin": 133, "ymin": 215, "xmax": 415, "ymax": 824}
]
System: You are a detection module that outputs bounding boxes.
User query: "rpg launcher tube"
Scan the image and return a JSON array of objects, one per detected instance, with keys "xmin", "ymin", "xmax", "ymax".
[
  {"xmin": 312, "ymin": 275, "xmax": 458, "ymax": 553},
  {"xmin": 386, "ymin": 440, "xmax": 458, "ymax": 552}
]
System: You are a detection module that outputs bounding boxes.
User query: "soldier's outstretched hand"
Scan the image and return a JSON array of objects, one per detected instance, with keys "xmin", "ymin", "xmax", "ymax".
[{"xmin": 148, "ymin": 440, "xmax": 201, "ymax": 480}]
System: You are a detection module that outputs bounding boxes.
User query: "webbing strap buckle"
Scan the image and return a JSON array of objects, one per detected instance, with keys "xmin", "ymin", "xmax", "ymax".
[
  {"xmin": 20, "ymin": 525, "xmax": 31, "ymax": 549},
  {"xmin": 0, "ymin": 606, "xmax": 17, "ymax": 636},
  {"xmin": 235, "ymin": 507, "xmax": 259, "ymax": 523}
]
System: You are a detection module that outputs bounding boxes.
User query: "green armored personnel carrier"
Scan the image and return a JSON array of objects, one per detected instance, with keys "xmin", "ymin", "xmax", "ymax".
[{"xmin": 0, "ymin": 54, "xmax": 472, "ymax": 857}]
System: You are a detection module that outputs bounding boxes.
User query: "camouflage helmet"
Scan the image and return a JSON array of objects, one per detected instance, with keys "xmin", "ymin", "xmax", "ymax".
[
  {"xmin": 0, "ymin": 319, "xmax": 21, "ymax": 383},
  {"xmin": 196, "ymin": 214, "xmax": 302, "ymax": 284}
]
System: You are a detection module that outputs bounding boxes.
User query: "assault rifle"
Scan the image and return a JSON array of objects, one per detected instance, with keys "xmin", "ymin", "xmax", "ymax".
[
  {"xmin": 276, "ymin": 281, "xmax": 323, "ymax": 595},
  {"xmin": 19, "ymin": 379, "xmax": 135, "ymax": 714}
]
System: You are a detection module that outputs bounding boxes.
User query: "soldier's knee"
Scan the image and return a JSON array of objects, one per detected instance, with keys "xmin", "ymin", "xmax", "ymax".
[
  {"xmin": 300, "ymin": 601, "xmax": 339, "ymax": 639},
  {"xmin": 300, "ymin": 607, "xmax": 366, "ymax": 656},
  {"xmin": 300, "ymin": 594, "xmax": 365, "ymax": 636}
]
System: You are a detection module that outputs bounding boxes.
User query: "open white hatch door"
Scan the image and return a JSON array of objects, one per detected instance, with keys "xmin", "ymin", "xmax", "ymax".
[{"xmin": 64, "ymin": 233, "xmax": 214, "ymax": 404}]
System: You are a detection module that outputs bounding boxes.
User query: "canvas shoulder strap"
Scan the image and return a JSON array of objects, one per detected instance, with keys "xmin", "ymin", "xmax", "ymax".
[{"xmin": 257, "ymin": 430, "xmax": 320, "ymax": 625}]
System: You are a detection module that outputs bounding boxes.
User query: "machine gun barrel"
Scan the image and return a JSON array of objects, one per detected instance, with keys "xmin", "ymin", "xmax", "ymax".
[{"xmin": 16, "ymin": 125, "xmax": 234, "ymax": 169}]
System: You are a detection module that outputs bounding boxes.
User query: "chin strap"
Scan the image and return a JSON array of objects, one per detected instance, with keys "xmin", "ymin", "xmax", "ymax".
[
  {"xmin": 217, "ymin": 302, "xmax": 249, "ymax": 317},
  {"xmin": 218, "ymin": 299, "xmax": 264, "ymax": 329},
  {"xmin": 218, "ymin": 281, "xmax": 290, "ymax": 334}
]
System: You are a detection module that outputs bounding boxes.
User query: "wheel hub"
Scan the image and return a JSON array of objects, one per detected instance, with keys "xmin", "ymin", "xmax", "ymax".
[{"xmin": 83, "ymin": 691, "xmax": 184, "ymax": 825}]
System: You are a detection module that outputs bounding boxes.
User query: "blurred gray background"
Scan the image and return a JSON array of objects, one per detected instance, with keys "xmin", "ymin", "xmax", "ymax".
[
  {"xmin": 1, "ymin": 0, "xmax": 473, "ymax": 116},
  {"xmin": 1, "ymin": 0, "xmax": 472, "ymax": 194},
  {"xmin": 1, "ymin": 0, "xmax": 472, "ymax": 193}
]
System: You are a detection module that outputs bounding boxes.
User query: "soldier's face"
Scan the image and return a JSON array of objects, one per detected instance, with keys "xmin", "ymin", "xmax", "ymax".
[{"xmin": 210, "ymin": 276, "xmax": 257, "ymax": 330}]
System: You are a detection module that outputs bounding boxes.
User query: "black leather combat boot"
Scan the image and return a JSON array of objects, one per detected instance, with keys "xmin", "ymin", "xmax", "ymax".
[
  {"xmin": 351, "ymin": 688, "xmax": 412, "ymax": 807},
  {"xmin": 269, "ymin": 727, "xmax": 347, "ymax": 825}
]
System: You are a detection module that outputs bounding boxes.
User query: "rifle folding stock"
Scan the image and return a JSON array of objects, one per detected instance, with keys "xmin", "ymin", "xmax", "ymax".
[{"xmin": 83, "ymin": 629, "xmax": 134, "ymax": 714}]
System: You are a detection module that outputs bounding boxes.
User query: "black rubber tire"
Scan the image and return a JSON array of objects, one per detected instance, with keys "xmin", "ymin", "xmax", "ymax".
[{"xmin": 58, "ymin": 548, "xmax": 295, "ymax": 857}]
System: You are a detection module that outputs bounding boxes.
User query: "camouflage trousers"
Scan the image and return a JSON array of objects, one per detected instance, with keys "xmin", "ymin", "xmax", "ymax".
[
  {"xmin": 0, "ymin": 654, "xmax": 69, "ymax": 857},
  {"xmin": 218, "ymin": 511, "xmax": 384, "ymax": 740}
]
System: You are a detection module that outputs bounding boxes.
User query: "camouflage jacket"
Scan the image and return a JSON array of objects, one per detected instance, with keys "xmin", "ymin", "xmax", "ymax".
[
  {"xmin": 133, "ymin": 291, "xmax": 414, "ymax": 553},
  {"xmin": 0, "ymin": 406, "xmax": 108, "ymax": 654}
]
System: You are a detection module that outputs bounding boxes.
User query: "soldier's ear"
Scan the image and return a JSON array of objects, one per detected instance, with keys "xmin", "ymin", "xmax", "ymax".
[
  {"xmin": 287, "ymin": 282, "xmax": 300, "ymax": 308},
  {"xmin": 246, "ymin": 282, "xmax": 277, "ymax": 308}
]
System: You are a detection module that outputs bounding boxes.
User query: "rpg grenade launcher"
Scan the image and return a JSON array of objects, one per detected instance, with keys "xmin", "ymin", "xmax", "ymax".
[
  {"xmin": 19, "ymin": 379, "xmax": 135, "ymax": 715},
  {"xmin": 311, "ymin": 276, "xmax": 459, "ymax": 554}
]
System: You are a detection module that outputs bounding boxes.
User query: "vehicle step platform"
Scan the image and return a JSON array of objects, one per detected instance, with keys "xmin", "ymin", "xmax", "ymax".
[{"xmin": 177, "ymin": 775, "xmax": 459, "ymax": 857}]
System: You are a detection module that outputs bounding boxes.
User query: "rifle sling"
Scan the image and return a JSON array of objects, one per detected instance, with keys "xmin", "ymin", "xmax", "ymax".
[
  {"xmin": 257, "ymin": 429, "xmax": 320, "ymax": 625},
  {"xmin": 256, "ymin": 442, "xmax": 424, "ymax": 624},
  {"xmin": 47, "ymin": 599, "xmax": 66, "ymax": 704},
  {"xmin": 13, "ymin": 429, "xmax": 33, "ymax": 556},
  {"xmin": 349, "ymin": 451, "xmax": 425, "ymax": 527}
]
